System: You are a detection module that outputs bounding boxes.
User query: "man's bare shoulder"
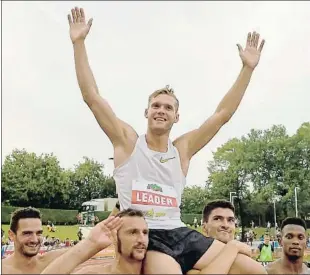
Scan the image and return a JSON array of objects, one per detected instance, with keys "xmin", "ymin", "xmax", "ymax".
[
  {"xmin": 1, "ymin": 258, "xmax": 22, "ymax": 275},
  {"xmin": 72, "ymin": 263, "xmax": 112, "ymax": 274}
]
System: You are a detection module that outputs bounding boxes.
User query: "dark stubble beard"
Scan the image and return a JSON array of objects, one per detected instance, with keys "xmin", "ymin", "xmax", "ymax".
[
  {"xmin": 117, "ymin": 237, "xmax": 144, "ymax": 261},
  {"xmin": 286, "ymin": 253, "xmax": 301, "ymax": 263},
  {"xmin": 20, "ymin": 244, "xmax": 40, "ymax": 258}
]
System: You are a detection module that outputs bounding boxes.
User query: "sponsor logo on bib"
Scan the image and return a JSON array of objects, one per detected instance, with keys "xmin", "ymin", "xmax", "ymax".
[{"xmin": 132, "ymin": 190, "xmax": 177, "ymax": 207}]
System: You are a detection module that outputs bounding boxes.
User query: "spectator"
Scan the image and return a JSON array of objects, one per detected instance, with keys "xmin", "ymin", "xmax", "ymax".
[
  {"xmin": 77, "ymin": 229, "xmax": 83, "ymax": 241},
  {"xmin": 256, "ymin": 234, "xmax": 274, "ymax": 262}
]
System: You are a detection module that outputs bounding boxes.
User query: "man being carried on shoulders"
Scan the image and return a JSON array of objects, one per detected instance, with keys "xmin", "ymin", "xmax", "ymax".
[{"xmin": 67, "ymin": 6, "xmax": 266, "ymax": 274}]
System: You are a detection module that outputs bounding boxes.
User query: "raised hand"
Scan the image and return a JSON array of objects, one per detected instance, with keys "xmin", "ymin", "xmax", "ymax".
[
  {"xmin": 68, "ymin": 7, "xmax": 93, "ymax": 44},
  {"xmin": 237, "ymin": 31, "xmax": 265, "ymax": 70},
  {"xmin": 87, "ymin": 216, "xmax": 123, "ymax": 250}
]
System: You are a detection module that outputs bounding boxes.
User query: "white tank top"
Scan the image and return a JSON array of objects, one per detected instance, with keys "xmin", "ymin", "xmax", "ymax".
[{"xmin": 113, "ymin": 135, "xmax": 186, "ymax": 229}]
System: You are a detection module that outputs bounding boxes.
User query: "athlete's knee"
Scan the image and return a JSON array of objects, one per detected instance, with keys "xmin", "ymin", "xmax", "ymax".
[{"xmin": 143, "ymin": 251, "xmax": 182, "ymax": 274}]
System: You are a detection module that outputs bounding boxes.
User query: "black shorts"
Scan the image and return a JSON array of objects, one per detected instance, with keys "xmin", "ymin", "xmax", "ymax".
[{"xmin": 148, "ymin": 227, "xmax": 214, "ymax": 274}]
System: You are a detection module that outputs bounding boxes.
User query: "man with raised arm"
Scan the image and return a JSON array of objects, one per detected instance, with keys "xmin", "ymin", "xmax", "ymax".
[
  {"xmin": 67, "ymin": 6, "xmax": 266, "ymax": 274},
  {"xmin": 41, "ymin": 209, "xmax": 254, "ymax": 275},
  {"xmin": 41, "ymin": 210, "xmax": 147, "ymax": 274}
]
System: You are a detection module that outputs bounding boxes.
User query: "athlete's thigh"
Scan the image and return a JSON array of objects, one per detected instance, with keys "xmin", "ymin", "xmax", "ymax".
[{"xmin": 143, "ymin": 251, "xmax": 182, "ymax": 274}]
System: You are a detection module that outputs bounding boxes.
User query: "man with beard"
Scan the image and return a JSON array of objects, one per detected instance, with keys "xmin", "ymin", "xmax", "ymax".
[
  {"xmin": 2, "ymin": 207, "xmax": 70, "ymax": 274},
  {"xmin": 41, "ymin": 208, "xmax": 148, "ymax": 274},
  {"xmin": 266, "ymin": 217, "xmax": 309, "ymax": 274},
  {"xmin": 202, "ymin": 200, "xmax": 236, "ymax": 243},
  {"xmin": 43, "ymin": 208, "xmax": 254, "ymax": 275}
]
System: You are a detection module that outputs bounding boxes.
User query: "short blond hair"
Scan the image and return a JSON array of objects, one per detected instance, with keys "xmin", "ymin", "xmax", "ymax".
[{"xmin": 148, "ymin": 85, "xmax": 179, "ymax": 110}]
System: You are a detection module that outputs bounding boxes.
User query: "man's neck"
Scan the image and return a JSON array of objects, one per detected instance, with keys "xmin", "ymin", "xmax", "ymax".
[
  {"xmin": 110, "ymin": 257, "xmax": 142, "ymax": 274},
  {"xmin": 11, "ymin": 251, "xmax": 39, "ymax": 268},
  {"xmin": 145, "ymin": 130, "xmax": 170, "ymax": 152},
  {"xmin": 281, "ymin": 256, "xmax": 304, "ymax": 273}
]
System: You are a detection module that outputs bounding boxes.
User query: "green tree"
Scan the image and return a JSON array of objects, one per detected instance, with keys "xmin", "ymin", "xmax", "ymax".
[
  {"xmin": 181, "ymin": 186, "xmax": 210, "ymax": 214},
  {"xmin": 207, "ymin": 123, "xmax": 310, "ymax": 230},
  {"xmin": 69, "ymin": 157, "xmax": 116, "ymax": 209},
  {"xmin": 1, "ymin": 149, "xmax": 69, "ymax": 209}
]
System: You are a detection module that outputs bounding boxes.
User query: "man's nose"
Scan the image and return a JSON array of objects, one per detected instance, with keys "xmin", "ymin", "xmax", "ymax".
[
  {"xmin": 220, "ymin": 223, "xmax": 229, "ymax": 230},
  {"xmin": 136, "ymin": 232, "xmax": 145, "ymax": 242},
  {"xmin": 292, "ymin": 238, "xmax": 300, "ymax": 245},
  {"xmin": 29, "ymin": 234, "xmax": 39, "ymax": 243}
]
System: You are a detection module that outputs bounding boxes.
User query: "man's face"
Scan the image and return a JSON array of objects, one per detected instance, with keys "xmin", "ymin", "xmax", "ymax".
[
  {"xmin": 281, "ymin": 224, "xmax": 306, "ymax": 260},
  {"xmin": 145, "ymin": 94, "xmax": 179, "ymax": 134},
  {"xmin": 264, "ymin": 235, "xmax": 270, "ymax": 244},
  {"xmin": 117, "ymin": 216, "xmax": 149, "ymax": 261},
  {"xmin": 203, "ymin": 208, "xmax": 235, "ymax": 243},
  {"xmin": 9, "ymin": 218, "xmax": 43, "ymax": 257}
]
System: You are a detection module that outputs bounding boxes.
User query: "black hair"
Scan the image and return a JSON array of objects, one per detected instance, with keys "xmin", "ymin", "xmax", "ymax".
[
  {"xmin": 202, "ymin": 200, "xmax": 235, "ymax": 222},
  {"xmin": 10, "ymin": 207, "xmax": 41, "ymax": 234},
  {"xmin": 280, "ymin": 217, "xmax": 307, "ymax": 231}
]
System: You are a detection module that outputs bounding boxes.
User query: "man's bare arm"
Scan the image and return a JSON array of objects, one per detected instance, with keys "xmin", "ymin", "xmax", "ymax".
[
  {"xmin": 174, "ymin": 32, "xmax": 265, "ymax": 160},
  {"xmin": 197, "ymin": 240, "xmax": 255, "ymax": 274},
  {"xmin": 41, "ymin": 217, "xmax": 122, "ymax": 274},
  {"xmin": 69, "ymin": 7, "xmax": 137, "ymax": 147},
  {"xmin": 42, "ymin": 248, "xmax": 70, "ymax": 266},
  {"xmin": 41, "ymin": 239, "xmax": 100, "ymax": 274}
]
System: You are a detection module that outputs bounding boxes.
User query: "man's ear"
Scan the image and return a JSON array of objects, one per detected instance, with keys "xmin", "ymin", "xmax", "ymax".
[
  {"xmin": 8, "ymin": 230, "xmax": 15, "ymax": 241},
  {"xmin": 175, "ymin": 112, "xmax": 179, "ymax": 123},
  {"xmin": 202, "ymin": 222, "xmax": 208, "ymax": 235},
  {"xmin": 144, "ymin": 108, "xmax": 148, "ymax": 118}
]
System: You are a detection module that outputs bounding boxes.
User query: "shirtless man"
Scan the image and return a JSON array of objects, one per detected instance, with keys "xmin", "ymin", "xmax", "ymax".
[
  {"xmin": 2, "ymin": 207, "xmax": 69, "ymax": 274},
  {"xmin": 67, "ymin": 6, "xmax": 266, "ymax": 274},
  {"xmin": 266, "ymin": 217, "xmax": 309, "ymax": 274},
  {"xmin": 188, "ymin": 200, "xmax": 245, "ymax": 274},
  {"xmin": 43, "ymin": 208, "xmax": 253, "ymax": 275},
  {"xmin": 202, "ymin": 200, "xmax": 236, "ymax": 243}
]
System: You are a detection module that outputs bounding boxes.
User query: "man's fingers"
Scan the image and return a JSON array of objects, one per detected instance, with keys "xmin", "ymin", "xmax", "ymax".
[
  {"xmin": 111, "ymin": 229, "xmax": 118, "ymax": 242},
  {"xmin": 106, "ymin": 217, "xmax": 123, "ymax": 230},
  {"xmin": 254, "ymin": 33, "xmax": 260, "ymax": 48},
  {"xmin": 67, "ymin": 14, "xmax": 72, "ymax": 25},
  {"xmin": 236, "ymin": 44, "xmax": 243, "ymax": 53},
  {"xmin": 258, "ymin": 39, "xmax": 265, "ymax": 52},
  {"xmin": 87, "ymin": 18, "xmax": 93, "ymax": 28},
  {"xmin": 250, "ymin": 31, "xmax": 256, "ymax": 47},
  {"xmin": 80, "ymin": 8, "xmax": 85, "ymax": 22},
  {"xmin": 71, "ymin": 9, "xmax": 77, "ymax": 23},
  {"xmin": 246, "ymin": 32, "xmax": 251, "ymax": 47},
  {"xmin": 75, "ymin": 7, "xmax": 81, "ymax": 23}
]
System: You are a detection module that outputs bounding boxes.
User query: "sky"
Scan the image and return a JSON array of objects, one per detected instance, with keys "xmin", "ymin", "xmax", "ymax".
[{"xmin": 2, "ymin": 1, "xmax": 310, "ymax": 188}]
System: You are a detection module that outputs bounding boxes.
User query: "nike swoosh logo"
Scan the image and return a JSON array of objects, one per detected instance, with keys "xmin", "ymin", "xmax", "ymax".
[{"xmin": 159, "ymin": 157, "xmax": 176, "ymax": 163}]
